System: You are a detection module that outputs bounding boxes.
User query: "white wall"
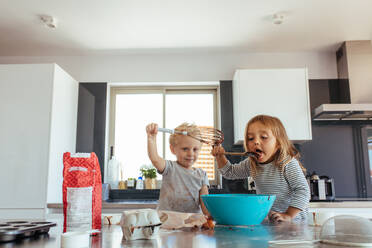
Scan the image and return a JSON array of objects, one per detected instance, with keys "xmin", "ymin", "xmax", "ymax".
[
  {"xmin": 47, "ymin": 64, "xmax": 78, "ymax": 204},
  {"xmin": 0, "ymin": 51, "xmax": 337, "ymax": 82}
]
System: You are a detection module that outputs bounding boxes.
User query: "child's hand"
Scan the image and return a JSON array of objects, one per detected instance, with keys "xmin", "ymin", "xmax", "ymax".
[
  {"xmin": 211, "ymin": 145, "xmax": 225, "ymax": 157},
  {"xmin": 146, "ymin": 123, "xmax": 158, "ymax": 138},
  {"xmin": 269, "ymin": 211, "xmax": 292, "ymax": 223},
  {"xmin": 202, "ymin": 215, "xmax": 215, "ymax": 229},
  {"xmin": 211, "ymin": 145, "xmax": 229, "ymax": 169}
]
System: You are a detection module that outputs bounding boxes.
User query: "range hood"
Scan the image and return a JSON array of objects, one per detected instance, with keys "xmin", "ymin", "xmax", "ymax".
[
  {"xmin": 313, "ymin": 41, "xmax": 372, "ymax": 121},
  {"xmin": 313, "ymin": 104, "xmax": 372, "ymax": 120}
]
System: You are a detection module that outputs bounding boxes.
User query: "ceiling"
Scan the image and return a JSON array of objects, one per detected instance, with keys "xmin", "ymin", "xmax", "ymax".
[{"xmin": 1, "ymin": 0, "xmax": 372, "ymax": 56}]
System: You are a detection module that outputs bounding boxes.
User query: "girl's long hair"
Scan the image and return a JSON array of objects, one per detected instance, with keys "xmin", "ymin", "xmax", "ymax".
[{"xmin": 244, "ymin": 115, "xmax": 306, "ymax": 178}]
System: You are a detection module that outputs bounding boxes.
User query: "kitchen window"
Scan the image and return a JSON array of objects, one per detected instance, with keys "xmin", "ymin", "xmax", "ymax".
[{"xmin": 109, "ymin": 85, "xmax": 219, "ymax": 185}]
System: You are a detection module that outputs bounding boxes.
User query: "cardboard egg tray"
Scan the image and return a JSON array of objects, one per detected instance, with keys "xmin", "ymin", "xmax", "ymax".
[{"xmin": 0, "ymin": 221, "xmax": 56, "ymax": 242}]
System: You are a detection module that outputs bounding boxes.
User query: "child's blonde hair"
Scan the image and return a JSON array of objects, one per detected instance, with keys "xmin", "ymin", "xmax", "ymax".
[
  {"xmin": 169, "ymin": 122, "xmax": 201, "ymax": 146},
  {"xmin": 244, "ymin": 115, "xmax": 306, "ymax": 177}
]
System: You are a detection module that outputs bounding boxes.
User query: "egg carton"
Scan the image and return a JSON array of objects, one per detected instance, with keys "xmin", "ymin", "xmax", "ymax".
[
  {"xmin": 0, "ymin": 220, "xmax": 57, "ymax": 243},
  {"xmin": 120, "ymin": 209, "xmax": 162, "ymax": 240}
]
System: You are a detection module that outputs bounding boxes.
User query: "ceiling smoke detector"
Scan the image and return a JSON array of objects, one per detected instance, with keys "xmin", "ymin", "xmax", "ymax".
[
  {"xmin": 40, "ymin": 15, "xmax": 58, "ymax": 29},
  {"xmin": 272, "ymin": 13, "xmax": 284, "ymax": 25}
]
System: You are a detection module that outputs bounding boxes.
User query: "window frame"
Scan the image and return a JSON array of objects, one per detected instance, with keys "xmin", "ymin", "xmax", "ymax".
[
  {"xmin": 109, "ymin": 85, "xmax": 220, "ymax": 185},
  {"xmin": 360, "ymin": 125, "xmax": 372, "ymax": 197}
]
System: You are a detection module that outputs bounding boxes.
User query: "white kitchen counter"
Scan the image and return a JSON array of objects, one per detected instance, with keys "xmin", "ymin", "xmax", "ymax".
[
  {"xmin": 46, "ymin": 200, "xmax": 158, "ymax": 215},
  {"xmin": 47, "ymin": 200, "xmax": 372, "ymax": 209},
  {"xmin": 46, "ymin": 200, "xmax": 372, "ymax": 221},
  {"xmin": 308, "ymin": 200, "xmax": 372, "ymax": 220},
  {"xmin": 47, "ymin": 199, "xmax": 372, "ymax": 211},
  {"xmin": 309, "ymin": 200, "xmax": 372, "ymax": 208}
]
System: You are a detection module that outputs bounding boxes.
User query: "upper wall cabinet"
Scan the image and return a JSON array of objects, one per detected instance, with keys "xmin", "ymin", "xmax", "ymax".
[{"xmin": 233, "ymin": 68, "xmax": 312, "ymax": 144}]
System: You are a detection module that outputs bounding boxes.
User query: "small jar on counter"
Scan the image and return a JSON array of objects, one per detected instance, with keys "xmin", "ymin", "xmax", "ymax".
[
  {"xmin": 127, "ymin": 178, "xmax": 136, "ymax": 189},
  {"xmin": 118, "ymin": 180, "xmax": 126, "ymax": 189}
]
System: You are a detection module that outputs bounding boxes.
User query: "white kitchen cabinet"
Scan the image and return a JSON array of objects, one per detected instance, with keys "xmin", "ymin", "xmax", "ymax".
[
  {"xmin": 233, "ymin": 68, "xmax": 312, "ymax": 143},
  {"xmin": 0, "ymin": 64, "xmax": 78, "ymax": 218}
]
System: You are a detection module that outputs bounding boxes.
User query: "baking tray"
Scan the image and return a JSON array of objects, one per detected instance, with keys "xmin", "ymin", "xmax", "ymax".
[{"xmin": 0, "ymin": 220, "xmax": 56, "ymax": 243}]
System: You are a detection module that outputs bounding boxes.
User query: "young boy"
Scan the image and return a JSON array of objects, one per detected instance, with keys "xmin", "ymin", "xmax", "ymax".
[{"xmin": 146, "ymin": 122, "xmax": 210, "ymax": 215}]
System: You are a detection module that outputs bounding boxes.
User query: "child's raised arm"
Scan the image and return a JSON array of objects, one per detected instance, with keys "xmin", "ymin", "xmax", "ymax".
[
  {"xmin": 211, "ymin": 145, "xmax": 228, "ymax": 169},
  {"xmin": 146, "ymin": 123, "xmax": 165, "ymax": 173},
  {"xmin": 212, "ymin": 145, "xmax": 251, "ymax": 179}
]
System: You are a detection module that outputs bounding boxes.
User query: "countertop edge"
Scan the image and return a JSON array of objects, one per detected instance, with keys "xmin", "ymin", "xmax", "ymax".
[
  {"xmin": 47, "ymin": 201, "xmax": 372, "ymax": 209},
  {"xmin": 47, "ymin": 201, "xmax": 157, "ymax": 209}
]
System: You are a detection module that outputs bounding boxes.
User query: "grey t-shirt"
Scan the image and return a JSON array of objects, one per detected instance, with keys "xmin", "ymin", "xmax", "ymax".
[{"xmin": 157, "ymin": 160, "xmax": 209, "ymax": 213}]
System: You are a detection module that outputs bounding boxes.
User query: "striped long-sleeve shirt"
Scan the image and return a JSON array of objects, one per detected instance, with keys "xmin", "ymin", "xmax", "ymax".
[{"xmin": 219, "ymin": 157, "xmax": 310, "ymax": 222}]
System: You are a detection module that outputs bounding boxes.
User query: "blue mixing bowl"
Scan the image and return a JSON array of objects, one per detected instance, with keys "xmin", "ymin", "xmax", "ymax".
[{"xmin": 201, "ymin": 194, "xmax": 276, "ymax": 225}]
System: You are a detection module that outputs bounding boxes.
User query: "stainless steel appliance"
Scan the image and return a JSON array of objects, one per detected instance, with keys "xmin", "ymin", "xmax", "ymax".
[
  {"xmin": 313, "ymin": 103, "xmax": 372, "ymax": 120},
  {"xmin": 308, "ymin": 176, "xmax": 335, "ymax": 201}
]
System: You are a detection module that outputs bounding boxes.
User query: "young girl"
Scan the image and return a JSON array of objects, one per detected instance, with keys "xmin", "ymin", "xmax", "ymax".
[{"xmin": 212, "ymin": 115, "xmax": 310, "ymax": 222}]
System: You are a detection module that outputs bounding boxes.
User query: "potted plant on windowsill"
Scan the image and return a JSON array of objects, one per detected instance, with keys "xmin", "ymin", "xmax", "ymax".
[{"xmin": 140, "ymin": 165, "xmax": 157, "ymax": 189}]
